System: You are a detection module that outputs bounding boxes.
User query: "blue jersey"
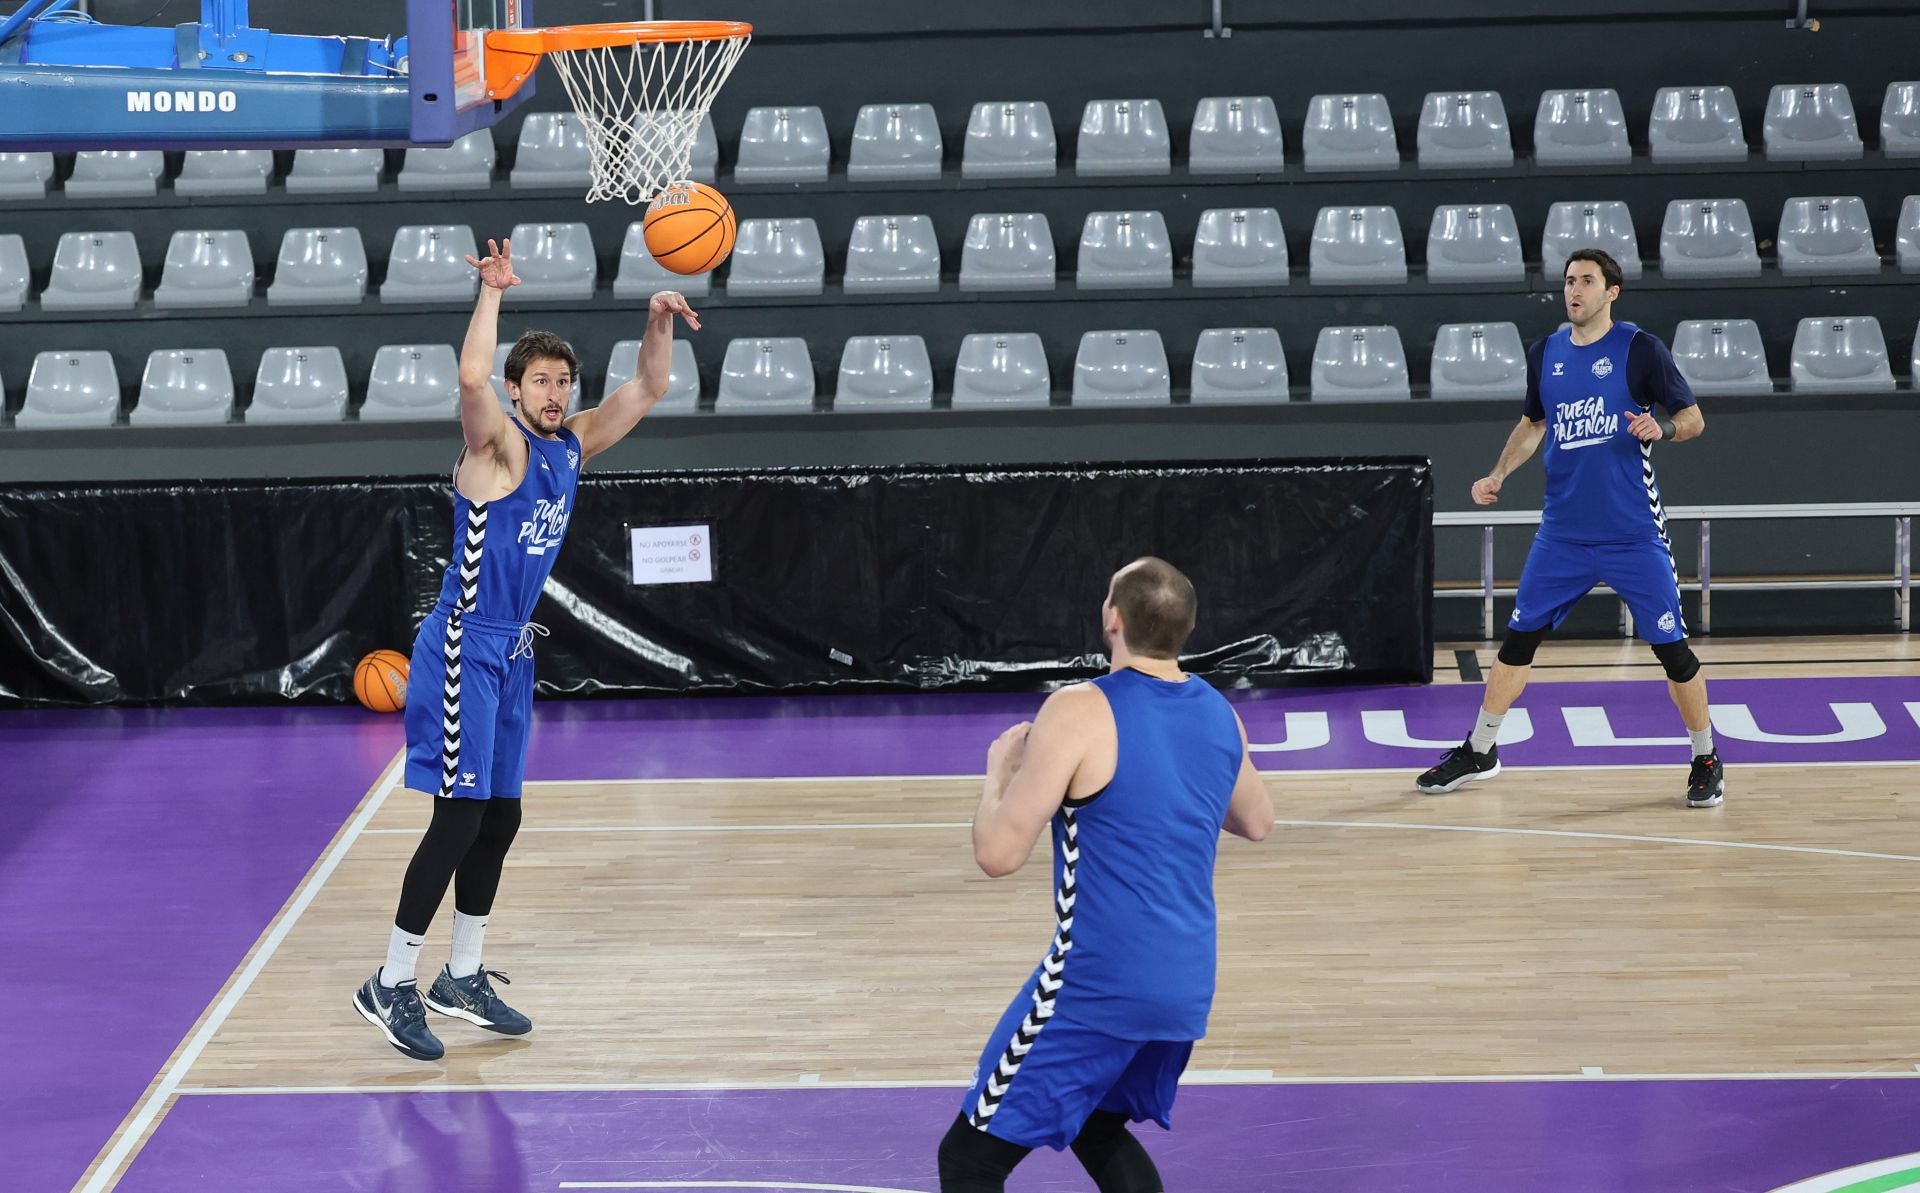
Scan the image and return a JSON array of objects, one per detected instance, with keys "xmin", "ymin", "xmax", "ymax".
[
  {"xmin": 433, "ymin": 420, "xmax": 582, "ymax": 621},
  {"xmin": 1524, "ymin": 321, "xmax": 1695, "ymax": 546},
  {"xmin": 1042, "ymin": 668, "xmax": 1243, "ymax": 1041}
]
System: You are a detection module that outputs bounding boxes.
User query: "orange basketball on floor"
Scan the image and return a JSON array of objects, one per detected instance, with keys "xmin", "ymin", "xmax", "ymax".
[
  {"xmin": 354, "ymin": 649, "xmax": 409, "ymax": 713},
  {"xmin": 643, "ymin": 181, "xmax": 737, "ymax": 275}
]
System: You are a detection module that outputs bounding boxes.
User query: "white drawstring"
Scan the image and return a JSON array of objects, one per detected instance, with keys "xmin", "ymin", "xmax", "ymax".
[{"xmin": 509, "ymin": 621, "xmax": 549, "ymax": 661}]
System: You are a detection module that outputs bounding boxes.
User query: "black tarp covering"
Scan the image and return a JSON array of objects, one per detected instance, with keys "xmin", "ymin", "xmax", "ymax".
[{"xmin": 0, "ymin": 459, "xmax": 1431, "ymax": 706}]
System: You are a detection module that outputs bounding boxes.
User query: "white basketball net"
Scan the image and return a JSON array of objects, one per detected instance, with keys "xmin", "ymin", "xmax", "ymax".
[{"xmin": 545, "ymin": 32, "xmax": 749, "ymax": 205}]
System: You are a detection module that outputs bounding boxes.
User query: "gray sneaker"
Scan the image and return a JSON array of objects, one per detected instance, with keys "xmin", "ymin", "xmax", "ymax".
[
  {"xmin": 424, "ymin": 965, "xmax": 532, "ymax": 1035},
  {"xmin": 353, "ymin": 973, "xmax": 445, "ymax": 1061}
]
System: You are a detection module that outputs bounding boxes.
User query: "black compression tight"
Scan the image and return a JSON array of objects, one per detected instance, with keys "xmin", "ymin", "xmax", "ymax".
[
  {"xmin": 393, "ymin": 797, "xmax": 523, "ymax": 936},
  {"xmin": 937, "ymin": 1111, "xmax": 1163, "ymax": 1193}
]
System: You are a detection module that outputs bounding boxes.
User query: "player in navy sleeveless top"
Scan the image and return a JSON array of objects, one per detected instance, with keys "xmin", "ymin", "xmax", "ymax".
[
  {"xmin": 353, "ymin": 238, "xmax": 701, "ymax": 1062},
  {"xmin": 1416, "ymin": 248, "xmax": 1726, "ymax": 809},
  {"xmin": 940, "ymin": 558, "xmax": 1276, "ymax": 1193}
]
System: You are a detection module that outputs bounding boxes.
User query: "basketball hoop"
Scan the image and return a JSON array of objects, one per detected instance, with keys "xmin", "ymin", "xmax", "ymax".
[{"xmin": 485, "ymin": 21, "xmax": 750, "ymax": 205}]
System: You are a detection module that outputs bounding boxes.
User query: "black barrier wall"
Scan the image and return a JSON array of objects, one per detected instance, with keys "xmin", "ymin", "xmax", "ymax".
[{"xmin": 0, "ymin": 459, "xmax": 1432, "ymax": 706}]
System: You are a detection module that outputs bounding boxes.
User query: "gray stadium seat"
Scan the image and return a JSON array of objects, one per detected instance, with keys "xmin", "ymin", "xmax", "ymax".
[
  {"xmin": 848, "ymin": 103, "xmax": 943, "ymax": 180},
  {"xmin": 843, "ymin": 214, "xmax": 941, "ymax": 294},
  {"xmin": 1763, "ymin": 84, "xmax": 1863, "ymax": 161},
  {"xmin": 1882, "ymin": 83, "xmax": 1920, "ymax": 158},
  {"xmin": 1659, "ymin": 199, "xmax": 1761, "ymax": 279},
  {"xmin": 176, "ymin": 149, "xmax": 272, "ymax": 196},
  {"xmin": 66, "ymin": 150, "xmax": 163, "ymax": 198},
  {"xmin": 510, "ymin": 113, "xmax": 592, "ymax": 188},
  {"xmin": 1302, "ymin": 93, "xmax": 1398, "ymax": 172},
  {"xmin": 951, "ymin": 333, "xmax": 1051, "ymax": 409},
  {"xmin": 1188, "ymin": 96, "xmax": 1285, "ymax": 174},
  {"xmin": 0, "ymin": 234, "xmax": 27, "ymax": 312},
  {"xmin": 17, "ymin": 351, "xmax": 120, "ymax": 428},
  {"xmin": 248, "ymin": 346, "xmax": 351, "ymax": 423},
  {"xmin": 380, "ymin": 225, "xmax": 480, "ymax": 304},
  {"xmin": 635, "ymin": 111, "xmax": 719, "ymax": 184},
  {"xmin": 154, "ymin": 230, "xmax": 254, "ymax": 309},
  {"xmin": 962, "ymin": 101, "xmax": 1056, "ymax": 178},
  {"xmin": 1426, "ymin": 204, "xmax": 1525, "ymax": 283},
  {"xmin": 398, "ymin": 130, "xmax": 496, "ymax": 191},
  {"xmin": 1790, "ymin": 316, "xmax": 1893, "ymax": 392},
  {"xmin": 1776, "ymin": 196, "xmax": 1879, "ymax": 277},
  {"xmin": 605, "ymin": 338, "xmax": 700, "ymax": 415},
  {"xmin": 1072, "ymin": 331, "xmax": 1170, "ymax": 406},
  {"xmin": 1191, "ymin": 208, "xmax": 1289, "ymax": 288},
  {"xmin": 1429, "ymin": 322, "xmax": 1527, "ymax": 399},
  {"xmin": 1076, "ymin": 99, "xmax": 1170, "ymax": 176},
  {"xmin": 1534, "ymin": 89, "xmax": 1631, "ymax": 165},
  {"xmin": 725, "ymin": 218, "xmax": 826, "ymax": 297},
  {"xmin": 716, "ymin": 337, "xmax": 816, "ymax": 412},
  {"xmin": 0, "ymin": 151, "xmax": 54, "ymax": 199},
  {"xmin": 504, "ymin": 222, "xmax": 597, "ymax": 301},
  {"xmin": 835, "ymin": 335, "xmax": 935, "ymax": 410},
  {"xmin": 1648, "ymin": 86, "xmax": 1748, "ymax": 163},
  {"xmin": 1310, "ymin": 326, "xmax": 1411, "ymax": 401},
  {"xmin": 286, "ymin": 147, "xmax": 382, "ymax": 194},
  {"xmin": 1189, "ymin": 327, "xmax": 1288, "ymax": 405},
  {"xmin": 360, "ymin": 344, "xmax": 460, "ymax": 422},
  {"xmin": 734, "ymin": 106, "xmax": 830, "ymax": 183},
  {"xmin": 613, "ymin": 222, "xmax": 712, "ymax": 300},
  {"xmin": 1309, "ymin": 206, "xmax": 1408, "ymax": 284},
  {"xmin": 1897, "ymin": 196, "xmax": 1920, "ymax": 273},
  {"xmin": 266, "ymin": 227, "xmax": 370, "ymax": 306},
  {"xmin": 132, "ymin": 349, "xmax": 234, "ymax": 426},
  {"xmin": 959, "ymin": 213, "xmax": 1056, "ymax": 292},
  {"xmin": 1541, "ymin": 201, "xmax": 1642, "ymax": 279},
  {"xmin": 41, "ymin": 231, "xmax": 142, "ymax": 311},
  {"xmin": 1076, "ymin": 211, "xmax": 1173, "ymax": 290},
  {"xmin": 1416, "ymin": 91, "xmax": 1514, "ymax": 168},
  {"xmin": 1671, "ymin": 319, "xmax": 1773, "ymax": 396}
]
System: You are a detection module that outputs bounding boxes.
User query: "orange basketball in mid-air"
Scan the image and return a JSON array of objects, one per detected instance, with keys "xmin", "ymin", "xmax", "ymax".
[
  {"xmin": 354, "ymin": 649, "xmax": 409, "ymax": 713},
  {"xmin": 643, "ymin": 181, "xmax": 737, "ymax": 275}
]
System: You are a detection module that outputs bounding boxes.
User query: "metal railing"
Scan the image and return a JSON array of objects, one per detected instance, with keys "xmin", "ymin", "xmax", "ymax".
[{"xmin": 1434, "ymin": 503, "xmax": 1917, "ymax": 638}]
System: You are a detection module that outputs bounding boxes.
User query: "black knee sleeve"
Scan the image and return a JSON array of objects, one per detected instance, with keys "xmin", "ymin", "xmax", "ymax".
[
  {"xmin": 394, "ymin": 798, "xmax": 488, "ymax": 935},
  {"xmin": 454, "ymin": 797, "xmax": 524, "ymax": 918},
  {"xmin": 1651, "ymin": 639, "xmax": 1700, "ymax": 684},
  {"xmin": 1497, "ymin": 627, "xmax": 1546, "ymax": 667},
  {"xmin": 938, "ymin": 1113, "xmax": 1031, "ymax": 1193},
  {"xmin": 1070, "ymin": 1110, "xmax": 1164, "ymax": 1193}
]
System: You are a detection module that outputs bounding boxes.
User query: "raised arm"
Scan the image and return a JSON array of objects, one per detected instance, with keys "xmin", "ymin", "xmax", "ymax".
[
  {"xmin": 568, "ymin": 291, "xmax": 701, "ymax": 461},
  {"xmin": 1470, "ymin": 416, "xmax": 1548, "ymax": 506},
  {"xmin": 456, "ymin": 238, "xmax": 517, "ymax": 457},
  {"xmin": 972, "ymin": 686, "xmax": 1100, "ymax": 877},
  {"xmin": 1222, "ymin": 711, "xmax": 1275, "ymax": 842}
]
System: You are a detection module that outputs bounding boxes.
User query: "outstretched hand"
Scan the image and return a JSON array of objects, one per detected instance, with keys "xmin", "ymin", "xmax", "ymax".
[
  {"xmin": 464, "ymin": 238, "xmax": 520, "ymax": 291},
  {"xmin": 649, "ymin": 290, "xmax": 701, "ymax": 331}
]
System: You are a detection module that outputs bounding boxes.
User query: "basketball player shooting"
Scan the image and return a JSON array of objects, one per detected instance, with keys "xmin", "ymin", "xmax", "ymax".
[
  {"xmin": 940, "ymin": 558, "xmax": 1276, "ymax": 1193},
  {"xmin": 352, "ymin": 238, "xmax": 700, "ymax": 1061}
]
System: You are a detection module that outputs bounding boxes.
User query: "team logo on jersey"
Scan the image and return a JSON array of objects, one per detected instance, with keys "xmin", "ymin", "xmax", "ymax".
[
  {"xmin": 1591, "ymin": 356, "xmax": 1614, "ymax": 378},
  {"xmin": 1551, "ymin": 361, "xmax": 1565, "ymax": 376},
  {"xmin": 518, "ymin": 493, "xmax": 571, "ymax": 556},
  {"xmin": 1657, "ymin": 611, "xmax": 1677, "ymax": 634},
  {"xmin": 566, "ymin": 449, "xmax": 579, "ymax": 470}
]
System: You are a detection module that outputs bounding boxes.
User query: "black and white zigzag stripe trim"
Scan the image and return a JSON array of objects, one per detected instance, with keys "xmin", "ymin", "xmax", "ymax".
[
  {"xmin": 970, "ymin": 807, "xmax": 1079, "ymax": 1130},
  {"xmin": 1640, "ymin": 442, "xmax": 1686, "ymax": 635},
  {"xmin": 438, "ymin": 503, "xmax": 487, "ymax": 798}
]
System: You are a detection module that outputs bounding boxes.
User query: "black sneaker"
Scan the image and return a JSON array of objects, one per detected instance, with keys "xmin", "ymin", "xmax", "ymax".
[
  {"xmin": 1686, "ymin": 752, "xmax": 1725, "ymax": 808},
  {"xmin": 352, "ymin": 974, "xmax": 445, "ymax": 1061},
  {"xmin": 1416, "ymin": 741, "xmax": 1501, "ymax": 794},
  {"xmin": 424, "ymin": 965, "xmax": 532, "ymax": 1036}
]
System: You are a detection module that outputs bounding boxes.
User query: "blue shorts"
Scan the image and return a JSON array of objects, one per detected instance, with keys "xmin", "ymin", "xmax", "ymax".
[
  {"xmin": 403, "ymin": 608, "xmax": 536, "ymax": 800},
  {"xmin": 960, "ymin": 969, "xmax": 1193, "ymax": 1151},
  {"xmin": 1511, "ymin": 535, "xmax": 1687, "ymax": 645}
]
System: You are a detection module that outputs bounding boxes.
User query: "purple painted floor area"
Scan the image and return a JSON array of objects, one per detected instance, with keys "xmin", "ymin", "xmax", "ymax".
[
  {"xmin": 0, "ymin": 707, "xmax": 397, "ymax": 1193},
  {"xmin": 527, "ymin": 675, "xmax": 1920, "ymax": 781},
  {"xmin": 122, "ymin": 1079, "xmax": 1920, "ymax": 1193}
]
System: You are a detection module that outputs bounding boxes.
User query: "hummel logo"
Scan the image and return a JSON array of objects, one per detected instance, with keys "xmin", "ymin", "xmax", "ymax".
[
  {"xmin": 540, "ymin": 459, "xmax": 550, "ymax": 470},
  {"xmin": 460, "ymin": 772, "xmax": 478, "ymax": 788},
  {"xmin": 1551, "ymin": 362, "xmax": 1565, "ymax": 376}
]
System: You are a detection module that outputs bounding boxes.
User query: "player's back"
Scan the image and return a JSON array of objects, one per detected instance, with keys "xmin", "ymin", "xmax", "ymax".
[{"xmin": 1047, "ymin": 668, "xmax": 1243, "ymax": 1040}]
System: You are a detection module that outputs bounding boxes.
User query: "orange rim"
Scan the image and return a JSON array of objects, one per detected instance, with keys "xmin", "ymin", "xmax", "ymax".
[{"xmin": 483, "ymin": 20, "xmax": 750, "ymax": 101}]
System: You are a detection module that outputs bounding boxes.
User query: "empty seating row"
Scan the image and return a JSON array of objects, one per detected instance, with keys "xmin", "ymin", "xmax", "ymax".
[
  {"xmin": 9, "ymin": 194, "xmax": 1914, "ymax": 314},
  {"xmin": 2, "ymin": 81, "xmax": 1911, "ymax": 201},
  {"xmin": 10, "ymin": 314, "xmax": 1910, "ymax": 428}
]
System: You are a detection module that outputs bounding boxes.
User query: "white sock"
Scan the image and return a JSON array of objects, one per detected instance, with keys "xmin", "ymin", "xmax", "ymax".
[
  {"xmin": 379, "ymin": 926, "xmax": 426, "ymax": 987},
  {"xmin": 1689, "ymin": 726, "xmax": 1715, "ymax": 757},
  {"xmin": 450, "ymin": 912, "xmax": 489, "ymax": 979},
  {"xmin": 1468, "ymin": 708, "xmax": 1506, "ymax": 755}
]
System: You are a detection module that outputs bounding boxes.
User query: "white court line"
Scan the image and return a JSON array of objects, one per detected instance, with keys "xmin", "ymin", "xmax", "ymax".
[
  {"xmin": 175, "ymin": 1068, "xmax": 1920, "ymax": 1097},
  {"xmin": 560, "ymin": 1183, "xmax": 931, "ymax": 1192},
  {"xmin": 79, "ymin": 756, "xmax": 406, "ymax": 1193},
  {"xmin": 363, "ymin": 822, "xmax": 974, "ymax": 836}
]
